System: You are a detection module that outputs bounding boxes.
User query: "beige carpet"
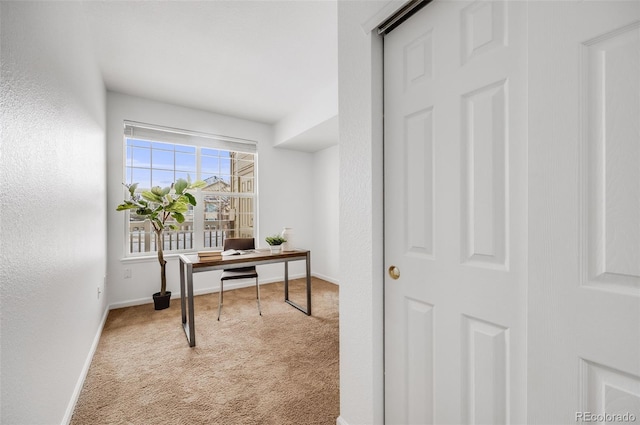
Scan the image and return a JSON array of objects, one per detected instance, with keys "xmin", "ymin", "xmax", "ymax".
[{"xmin": 71, "ymin": 278, "xmax": 339, "ymax": 425}]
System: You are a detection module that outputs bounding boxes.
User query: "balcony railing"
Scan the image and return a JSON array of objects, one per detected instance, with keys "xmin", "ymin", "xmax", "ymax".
[{"xmin": 128, "ymin": 221, "xmax": 251, "ymax": 254}]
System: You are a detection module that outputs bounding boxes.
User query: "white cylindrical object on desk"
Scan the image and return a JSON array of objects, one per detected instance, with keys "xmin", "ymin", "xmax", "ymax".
[{"xmin": 281, "ymin": 227, "xmax": 293, "ymax": 251}]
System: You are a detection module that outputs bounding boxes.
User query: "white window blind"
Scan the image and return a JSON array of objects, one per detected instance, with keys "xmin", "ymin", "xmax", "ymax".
[{"xmin": 124, "ymin": 121, "xmax": 257, "ymax": 154}]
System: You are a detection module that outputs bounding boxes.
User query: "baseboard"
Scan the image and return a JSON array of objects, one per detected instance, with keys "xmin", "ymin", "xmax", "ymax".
[
  {"xmin": 62, "ymin": 305, "xmax": 110, "ymax": 425},
  {"xmin": 108, "ymin": 273, "xmax": 311, "ymax": 310},
  {"xmin": 336, "ymin": 416, "xmax": 350, "ymax": 425},
  {"xmin": 109, "ymin": 296, "xmax": 156, "ymax": 309},
  {"xmin": 312, "ymin": 272, "xmax": 339, "ymax": 285}
]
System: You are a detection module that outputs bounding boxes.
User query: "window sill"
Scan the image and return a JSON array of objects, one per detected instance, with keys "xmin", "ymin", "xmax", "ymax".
[{"xmin": 120, "ymin": 251, "xmax": 197, "ymax": 264}]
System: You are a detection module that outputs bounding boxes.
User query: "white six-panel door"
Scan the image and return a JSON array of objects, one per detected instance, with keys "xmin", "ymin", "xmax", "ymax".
[
  {"xmin": 384, "ymin": 0, "xmax": 639, "ymax": 424},
  {"xmin": 528, "ymin": 1, "xmax": 640, "ymax": 423},
  {"xmin": 384, "ymin": 1, "xmax": 528, "ymax": 423}
]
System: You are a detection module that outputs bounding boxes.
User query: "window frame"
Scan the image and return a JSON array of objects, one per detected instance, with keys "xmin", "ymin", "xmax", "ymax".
[{"xmin": 122, "ymin": 121, "xmax": 258, "ymax": 259}]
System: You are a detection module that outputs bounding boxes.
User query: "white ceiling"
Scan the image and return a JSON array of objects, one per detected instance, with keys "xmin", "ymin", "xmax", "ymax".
[{"xmin": 82, "ymin": 0, "xmax": 338, "ymax": 146}]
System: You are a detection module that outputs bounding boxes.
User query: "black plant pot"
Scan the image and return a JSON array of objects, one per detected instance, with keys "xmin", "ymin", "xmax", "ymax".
[{"xmin": 152, "ymin": 291, "xmax": 172, "ymax": 310}]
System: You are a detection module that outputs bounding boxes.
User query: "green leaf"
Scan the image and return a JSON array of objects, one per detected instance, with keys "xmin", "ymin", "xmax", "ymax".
[
  {"xmin": 151, "ymin": 186, "xmax": 164, "ymax": 196},
  {"xmin": 172, "ymin": 212, "xmax": 185, "ymax": 223},
  {"xmin": 141, "ymin": 191, "xmax": 163, "ymax": 203},
  {"xmin": 161, "ymin": 186, "xmax": 171, "ymax": 196},
  {"xmin": 174, "ymin": 178, "xmax": 188, "ymax": 195},
  {"xmin": 152, "ymin": 218, "xmax": 165, "ymax": 230},
  {"xmin": 116, "ymin": 202, "xmax": 137, "ymax": 211},
  {"xmin": 190, "ymin": 180, "xmax": 206, "ymax": 189},
  {"xmin": 136, "ymin": 207, "xmax": 154, "ymax": 216},
  {"xmin": 166, "ymin": 200, "xmax": 188, "ymax": 214},
  {"xmin": 265, "ymin": 234, "xmax": 286, "ymax": 245},
  {"xmin": 128, "ymin": 183, "xmax": 138, "ymax": 196},
  {"xmin": 169, "ymin": 224, "xmax": 179, "ymax": 231},
  {"xmin": 183, "ymin": 192, "xmax": 196, "ymax": 206}
]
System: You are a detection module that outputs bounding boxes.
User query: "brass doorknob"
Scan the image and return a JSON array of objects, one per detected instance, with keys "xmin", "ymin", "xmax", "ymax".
[{"xmin": 388, "ymin": 265, "xmax": 400, "ymax": 280}]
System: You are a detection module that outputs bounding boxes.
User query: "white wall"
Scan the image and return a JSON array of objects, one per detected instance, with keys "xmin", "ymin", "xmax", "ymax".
[
  {"xmin": 107, "ymin": 92, "xmax": 315, "ymax": 307},
  {"xmin": 0, "ymin": 2, "xmax": 108, "ymax": 424},
  {"xmin": 274, "ymin": 79, "xmax": 339, "ymax": 147},
  {"xmin": 312, "ymin": 145, "xmax": 340, "ymax": 284},
  {"xmin": 337, "ymin": 1, "xmax": 398, "ymax": 424}
]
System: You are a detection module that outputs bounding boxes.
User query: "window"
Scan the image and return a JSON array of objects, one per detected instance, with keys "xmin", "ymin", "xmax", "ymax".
[{"xmin": 123, "ymin": 121, "xmax": 257, "ymax": 256}]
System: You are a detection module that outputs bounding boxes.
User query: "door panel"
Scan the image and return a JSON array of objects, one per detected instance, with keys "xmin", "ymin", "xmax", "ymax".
[
  {"xmin": 384, "ymin": 1, "xmax": 527, "ymax": 423},
  {"xmin": 528, "ymin": 2, "xmax": 640, "ymax": 423},
  {"xmin": 385, "ymin": 1, "xmax": 639, "ymax": 424}
]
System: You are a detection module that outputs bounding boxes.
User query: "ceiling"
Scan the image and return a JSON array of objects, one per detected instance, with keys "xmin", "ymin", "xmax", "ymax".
[{"xmin": 82, "ymin": 0, "xmax": 338, "ymax": 149}]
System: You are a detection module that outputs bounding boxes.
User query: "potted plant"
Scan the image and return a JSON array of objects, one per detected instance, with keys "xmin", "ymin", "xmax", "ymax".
[
  {"xmin": 117, "ymin": 178, "xmax": 205, "ymax": 310},
  {"xmin": 265, "ymin": 234, "xmax": 287, "ymax": 254}
]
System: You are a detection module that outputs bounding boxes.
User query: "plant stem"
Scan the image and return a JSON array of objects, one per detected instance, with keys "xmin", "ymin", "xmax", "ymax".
[{"xmin": 155, "ymin": 228, "xmax": 167, "ymax": 296}]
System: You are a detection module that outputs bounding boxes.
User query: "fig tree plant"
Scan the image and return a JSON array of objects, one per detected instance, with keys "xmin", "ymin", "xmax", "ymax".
[{"xmin": 117, "ymin": 178, "xmax": 206, "ymax": 297}]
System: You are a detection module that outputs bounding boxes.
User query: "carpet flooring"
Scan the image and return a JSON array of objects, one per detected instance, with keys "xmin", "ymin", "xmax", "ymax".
[{"xmin": 70, "ymin": 277, "xmax": 339, "ymax": 424}]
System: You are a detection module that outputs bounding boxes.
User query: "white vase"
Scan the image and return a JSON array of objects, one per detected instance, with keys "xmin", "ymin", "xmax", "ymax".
[{"xmin": 281, "ymin": 227, "xmax": 293, "ymax": 251}]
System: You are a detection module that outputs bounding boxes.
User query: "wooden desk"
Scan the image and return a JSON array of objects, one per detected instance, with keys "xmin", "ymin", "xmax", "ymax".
[{"xmin": 178, "ymin": 249, "xmax": 311, "ymax": 347}]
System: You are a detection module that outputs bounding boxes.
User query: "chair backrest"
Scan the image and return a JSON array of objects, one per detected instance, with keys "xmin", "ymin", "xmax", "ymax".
[
  {"xmin": 222, "ymin": 238, "xmax": 256, "ymax": 274},
  {"xmin": 223, "ymin": 237, "xmax": 255, "ymax": 251}
]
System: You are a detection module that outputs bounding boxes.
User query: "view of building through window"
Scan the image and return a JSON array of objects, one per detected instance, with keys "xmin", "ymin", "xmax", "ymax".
[{"xmin": 125, "ymin": 138, "xmax": 256, "ymax": 254}]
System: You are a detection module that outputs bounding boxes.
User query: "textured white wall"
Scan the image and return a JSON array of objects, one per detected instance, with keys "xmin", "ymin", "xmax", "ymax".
[
  {"xmin": 337, "ymin": 1, "xmax": 399, "ymax": 424},
  {"xmin": 312, "ymin": 145, "xmax": 340, "ymax": 284},
  {"xmin": 0, "ymin": 2, "xmax": 108, "ymax": 424},
  {"xmin": 107, "ymin": 92, "xmax": 315, "ymax": 307}
]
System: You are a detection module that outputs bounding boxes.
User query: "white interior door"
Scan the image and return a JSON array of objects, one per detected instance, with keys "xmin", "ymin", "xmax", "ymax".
[
  {"xmin": 528, "ymin": 2, "xmax": 640, "ymax": 423},
  {"xmin": 384, "ymin": 1, "xmax": 528, "ymax": 423}
]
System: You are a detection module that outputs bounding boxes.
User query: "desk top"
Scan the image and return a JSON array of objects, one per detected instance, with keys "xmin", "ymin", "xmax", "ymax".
[{"xmin": 179, "ymin": 248, "xmax": 310, "ymax": 269}]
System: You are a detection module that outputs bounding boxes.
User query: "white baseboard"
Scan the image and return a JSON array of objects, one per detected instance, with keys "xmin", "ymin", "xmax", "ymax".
[
  {"xmin": 336, "ymin": 416, "xmax": 350, "ymax": 425},
  {"xmin": 62, "ymin": 305, "xmax": 110, "ymax": 425},
  {"xmin": 312, "ymin": 272, "xmax": 339, "ymax": 285},
  {"xmin": 109, "ymin": 296, "xmax": 156, "ymax": 309},
  {"xmin": 108, "ymin": 273, "xmax": 312, "ymax": 310}
]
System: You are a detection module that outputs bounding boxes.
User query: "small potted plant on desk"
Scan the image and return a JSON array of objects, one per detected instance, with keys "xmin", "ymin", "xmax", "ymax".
[
  {"xmin": 116, "ymin": 178, "xmax": 205, "ymax": 310},
  {"xmin": 265, "ymin": 234, "xmax": 287, "ymax": 254}
]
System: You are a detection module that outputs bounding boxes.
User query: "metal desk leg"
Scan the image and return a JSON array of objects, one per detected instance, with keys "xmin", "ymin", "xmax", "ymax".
[
  {"xmin": 180, "ymin": 259, "xmax": 187, "ymax": 326},
  {"xmin": 306, "ymin": 251, "xmax": 312, "ymax": 316},
  {"xmin": 284, "ymin": 253, "xmax": 312, "ymax": 316},
  {"xmin": 181, "ymin": 261, "xmax": 196, "ymax": 347},
  {"xmin": 187, "ymin": 264, "xmax": 195, "ymax": 347},
  {"xmin": 284, "ymin": 260, "xmax": 289, "ymax": 301}
]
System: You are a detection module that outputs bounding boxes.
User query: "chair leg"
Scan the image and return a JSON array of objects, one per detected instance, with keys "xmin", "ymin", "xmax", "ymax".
[
  {"xmin": 256, "ymin": 278, "xmax": 262, "ymax": 316},
  {"xmin": 217, "ymin": 280, "xmax": 224, "ymax": 321}
]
